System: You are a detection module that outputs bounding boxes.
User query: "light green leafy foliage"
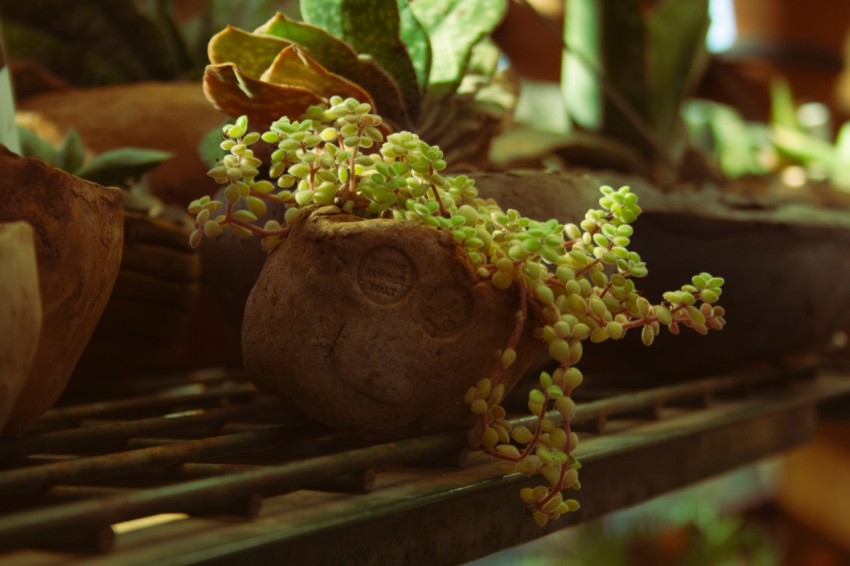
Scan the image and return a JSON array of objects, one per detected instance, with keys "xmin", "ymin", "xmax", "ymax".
[
  {"xmin": 202, "ymin": 0, "xmax": 514, "ymax": 165},
  {"xmin": 188, "ymin": 98, "xmax": 726, "ymax": 525},
  {"xmin": 684, "ymin": 80, "xmax": 850, "ymax": 190}
]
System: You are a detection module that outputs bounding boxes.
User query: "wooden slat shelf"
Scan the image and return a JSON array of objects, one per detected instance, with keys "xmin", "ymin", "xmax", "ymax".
[{"xmin": 1, "ymin": 368, "xmax": 848, "ymax": 565}]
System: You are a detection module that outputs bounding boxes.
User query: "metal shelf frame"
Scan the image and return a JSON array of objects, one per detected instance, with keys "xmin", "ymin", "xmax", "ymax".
[{"xmin": 1, "ymin": 368, "xmax": 848, "ymax": 565}]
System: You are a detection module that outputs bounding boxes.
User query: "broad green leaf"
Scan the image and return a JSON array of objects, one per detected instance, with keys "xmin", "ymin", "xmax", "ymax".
[
  {"xmin": 562, "ymin": 0, "xmax": 602, "ymax": 131},
  {"xmin": 646, "ymin": 0, "xmax": 709, "ymax": 147},
  {"xmin": 300, "ymin": 0, "xmax": 421, "ymax": 122},
  {"xmin": 490, "ymin": 127, "xmax": 645, "ymax": 172},
  {"xmin": 208, "ymin": 25, "xmax": 291, "ymax": 78},
  {"xmin": 397, "ymin": 0, "xmax": 431, "ymax": 90},
  {"xmin": 204, "ymin": 63, "xmax": 325, "ymax": 127},
  {"xmin": 261, "ymin": 45, "xmax": 375, "ymax": 106},
  {"xmin": 464, "ymin": 38, "xmax": 501, "ymax": 77},
  {"xmin": 74, "ymin": 147, "xmax": 173, "ymax": 188},
  {"xmin": 410, "ymin": 0, "xmax": 507, "ymax": 96},
  {"xmin": 563, "ymin": 0, "xmax": 649, "ymax": 152},
  {"xmin": 256, "ymin": 13, "xmax": 409, "ymax": 128}
]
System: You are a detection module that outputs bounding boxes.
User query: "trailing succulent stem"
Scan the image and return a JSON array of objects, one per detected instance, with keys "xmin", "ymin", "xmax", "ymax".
[
  {"xmin": 188, "ymin": 96, "xmax": 726, "ymax": 525},
  {"xmin": 463, "ymin": 189, "xmax": 725, "ymax": 526}
]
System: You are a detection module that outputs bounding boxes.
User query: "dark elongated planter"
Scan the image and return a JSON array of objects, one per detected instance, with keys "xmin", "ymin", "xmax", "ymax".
[{"xmin": 474, "ymin": 169, "xmax": 850, "ymax": 381}]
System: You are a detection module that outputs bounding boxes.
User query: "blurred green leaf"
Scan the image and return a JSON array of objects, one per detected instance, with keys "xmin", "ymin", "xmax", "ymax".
[
  {"xmin": 772, "ymin": 124, "xmax": 834, "ymax": 164},
  {"xmin": 683, "ymin": 99, "xmax": 768, "ymax": 178},
  {"xmin": 74, "ymin": 147, "xmax": 173, "ymax": 188},
  {"xmin": 832, "ymin": 122, "xmax": 850, "ymax": 189},
  {"xmin": 198, "ymin": 124, "xmax": 225, "ymax": 168},
  {"xmin": 17, "ymin": 125, "xmax": 59, "ymax": 166},
  {"xmin": 257, "ymin": 13, "xmax": 410, "ymax": 128},
  {"xmin": 135, "ymin": 0, "xmax": 200, "ymax": 78},
  {"xmin": 564, "ymin": 0, "xmax": 649, "ymax": 152},
  {"xmin": 646, "ymin": 0, "xmax": 709, "ymax": 147},
  {"xmin": 300, "ymin": 0, "xmax": 421, "ymax": 121},
  {"xmin": 56, "ymin": 129, "xmax": 86, "ymax": 174},
  {"xmin": 410, "ymin": 0, "xmax": 507, "ymax": 96},
  {"xmin": 0, "ymin": 0, "xmax": 186, "ymax": 85},
  {"xmin": 397, "ymin": 0, "xmax": 431, "ymax": 91},
  {"xmin": 770, "ymin": 79, "xmax": 798, "ymax": 131},
  {"xmin": 562, "ymin": 0, "xmax": 602, "ymax": 132}
]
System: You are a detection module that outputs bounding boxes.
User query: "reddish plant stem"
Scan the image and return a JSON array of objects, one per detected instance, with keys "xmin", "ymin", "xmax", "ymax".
[
  {"xmin": 347, "ymin": 128, "xmax": 362, "ymax": 198},
  {"xmin": 536, "ymin": 409, "xmax": 574, "ymax": 510},
  {"xmin": 221, "ymin": 203, "xmax": 290, "ymax": 237},
  {"xmin": 490, "ymin": 277, "xmax": 530, "ymax": 390},
  {"xmin": 428, "ymin": 165, "xmax": 449, "ymax": 217}
]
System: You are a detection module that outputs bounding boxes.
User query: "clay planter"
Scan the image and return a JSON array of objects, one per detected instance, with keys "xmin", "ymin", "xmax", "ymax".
[
  {"xmin": 0, "ymin": 146, "xmax": 123, "ymax": 435},
  {"xmin": 72, "ymin": 207, "xmax": 202, "ymax": 381},
  {"xmin": 0, "ymin": 221, "xmax": 42, "ymax": 431},
  {"xmin": 201, "ymin": 189, "xmax": 285, "ymax": 331},
  {"xmin": 242, "ymin": 206, "xmax": 542, "ymax": 439},
  {"xmin": 15, "ymin": 81, "xmax": 224, "ymax": 205},
  {"xmin": 475, "ymin": 169, "xmax": 850, "ymax": 382}
]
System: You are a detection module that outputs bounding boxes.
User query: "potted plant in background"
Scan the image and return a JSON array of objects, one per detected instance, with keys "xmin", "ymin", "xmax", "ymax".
[
  {"xmin": 1, "ymin": 1, "xmax": 283, "ymax": 373},
  {"xmin": 474, "ymin": 0, "xmax": 850, "ymax": 381},
  {"xmin": 12, "ymin": 127, "xmax": 208, "ymax": 382}
]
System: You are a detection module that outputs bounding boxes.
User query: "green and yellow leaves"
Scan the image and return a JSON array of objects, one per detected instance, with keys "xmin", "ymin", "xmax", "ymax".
[
  {"xmin": 203, "ymin": 0, "xmax": 511, "ymax": 161},
  {"xmin": 410, "ymin": 0, "xmax": 507, "ymax": 95},
  {"xmin": 204, "ymin": 63, "xmax": 325, "ymax": 129},
  {"xmin": 257, "ymin": 13, "xmax": 409, "ymax": 129},
  {"xmin": 208, "ymin": 25, "xmax": 291, "ymax": 77},
  {"xmin": 261, "ymin": 46, "xmax": 374, "ymax": 106},
  {"xmin": 302, "ymin": 0, "xmax": 422, "ymax": 122},
  {"xmin": 205, "ymin": 24, "xmax": 375, "ymax": 128}
]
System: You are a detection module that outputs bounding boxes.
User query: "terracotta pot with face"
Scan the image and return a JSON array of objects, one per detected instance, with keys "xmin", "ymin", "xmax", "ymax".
[{"xmin": 242, "ymin": 206, "xmax": 545, "ymax": 439}]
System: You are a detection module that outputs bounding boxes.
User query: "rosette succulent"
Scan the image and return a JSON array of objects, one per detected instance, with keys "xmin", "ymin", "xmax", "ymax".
[
  {"xmin": 202, "ymin": 0, "xmax": 515, "ymax": 166},
  {"xmin": 189, "ymin": 96, "xmax": 726, "ymax": 525}
]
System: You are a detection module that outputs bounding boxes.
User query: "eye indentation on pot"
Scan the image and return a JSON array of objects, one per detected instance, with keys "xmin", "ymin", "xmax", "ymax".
[
  {"xmin": 357, "ymin": 246, "xmax": 416, "ymax": 304},
  {"xmin": 421, "ymin": 282, "xmax": 473, "ymax": 338}
]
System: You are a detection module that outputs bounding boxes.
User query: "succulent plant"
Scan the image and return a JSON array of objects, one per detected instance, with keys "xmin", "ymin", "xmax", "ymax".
[
  {"xmin": 202, "ymin": 0, "xmax": 515, "ymax": 166},
  {"xmin": 188, "ymin": 96, "xmax": 725, "ymax": 524}
]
